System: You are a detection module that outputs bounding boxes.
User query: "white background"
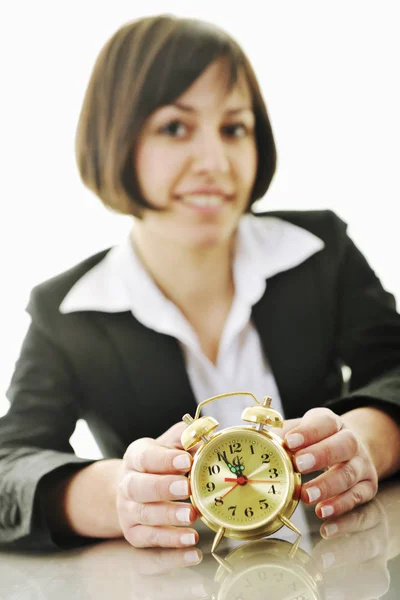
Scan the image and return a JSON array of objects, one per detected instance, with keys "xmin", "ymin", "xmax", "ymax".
[{"xmin": 1, "ymin": 2, "xmax": 399, "ymax": 458}]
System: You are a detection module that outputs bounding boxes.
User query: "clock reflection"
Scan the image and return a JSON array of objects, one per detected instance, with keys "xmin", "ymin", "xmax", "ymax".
[{"xmin": 211, "ymin": 538, "xmax": 324, "ymax": 600}]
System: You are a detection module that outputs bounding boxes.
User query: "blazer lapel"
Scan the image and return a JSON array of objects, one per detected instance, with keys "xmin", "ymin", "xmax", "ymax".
[
  {"xmin": 252, "ymin": 258, "xmax": 326, "ymax": 419},
  {"xmin": 96, "ymin": 311, "xmax": 198, "ymax": 439}
]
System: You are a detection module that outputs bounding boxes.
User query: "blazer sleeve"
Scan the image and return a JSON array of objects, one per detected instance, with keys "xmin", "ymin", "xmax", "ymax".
[
  {"xmin": 324, "ymin": 214, "xmax": 400, "ymax": 421},
  {"xmin": 0, "ymin": 300, "xmax": 99, "ymax": 550}
]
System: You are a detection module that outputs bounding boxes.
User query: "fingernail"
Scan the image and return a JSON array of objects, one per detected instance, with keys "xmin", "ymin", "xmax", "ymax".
[
  {"xmin": 296, "ymin": 453, "xmax": 315, "ymax": 472},
  {"xmin": 184, "ymin": 549, "xmax": 201, "ymax": 564},
  {"xmin": 322, "ymin": 551, "xmax": 336, "ymax": 569},
  {"xmin": 176, "ymin": 507, "xmax": 192, "ymax": 523},
  {"xmin": 181, "ymin": 533, "xmax": 196, "ymax": 546},
  {"xmin": 323, "ymin": 523, "xmax": 338, "ymax": 537},
  {"xmin": 173, "ymin": 454, "xmax": 191, "ymax": 470},
  {"xmin": 306, "ymin": 486, "xmax": 321, "ymax": 502},
  {"xmin": 170, "ymin": 480, "xmax": 189, "ymax": 496},
  {"xmin": 286, "ymin": 433, "xmax": 304, "ymax": 449},
  {"xmin": 321, "ymin": 505, "xmax": 334, "ymax": 518}
]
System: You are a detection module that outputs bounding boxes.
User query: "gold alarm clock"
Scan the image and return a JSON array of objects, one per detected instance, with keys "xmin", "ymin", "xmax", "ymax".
[{"xmin": 181, "ymin": 392, "xmax": 302, "ymax": 552}]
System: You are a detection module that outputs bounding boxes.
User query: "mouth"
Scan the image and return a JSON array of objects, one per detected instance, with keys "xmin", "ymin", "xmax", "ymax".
[{"xmin": 174, "ymin": 194, "xmax": 231, "ymax": 212}]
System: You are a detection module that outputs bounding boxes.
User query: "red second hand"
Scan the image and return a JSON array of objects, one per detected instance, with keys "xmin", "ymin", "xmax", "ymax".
[
  {"xmin": 224, "ymin": 477, "xmax": 281, "ymax": 483},
  {"xmin": 220, "ymin": 482, "xmax": 240, "ymax": 499}
]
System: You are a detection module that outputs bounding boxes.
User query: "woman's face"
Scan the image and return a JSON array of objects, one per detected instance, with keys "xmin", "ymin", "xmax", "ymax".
[{"xmin": 133, "ymin": 58, "xmax": 258, "ymax": 249}]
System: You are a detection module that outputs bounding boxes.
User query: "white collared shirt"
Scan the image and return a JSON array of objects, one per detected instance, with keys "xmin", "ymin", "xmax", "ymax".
[{"xmin": 60, "ymin": 214, "xmax": 324, "ymax": 429}]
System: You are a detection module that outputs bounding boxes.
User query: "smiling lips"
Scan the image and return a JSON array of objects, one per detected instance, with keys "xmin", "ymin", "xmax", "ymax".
[
  {"xmin": 175, "ymin": 185, "xmax": 234, "ymax": 208},
  {"xmin": 177, "ymin": 186, "xmax": 234, "ymax": 196},
  {"xmin": 179, "ymin": 195, "xmax": 226, "ymax": 208}
]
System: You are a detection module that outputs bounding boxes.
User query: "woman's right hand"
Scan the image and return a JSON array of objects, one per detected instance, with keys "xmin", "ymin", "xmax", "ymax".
[{"xmin": 116, "ymin": 422, "xmax": 200, "ymax": 548}]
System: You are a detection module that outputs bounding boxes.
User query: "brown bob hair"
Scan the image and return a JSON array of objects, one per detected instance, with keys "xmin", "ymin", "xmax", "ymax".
[{"xmin": 75, "ymin": 14, "xmax": 277, "ymax": 217}]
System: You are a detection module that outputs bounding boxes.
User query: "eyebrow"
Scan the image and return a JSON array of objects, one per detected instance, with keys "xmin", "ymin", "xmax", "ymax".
[{"xmin": 170, "ymin": 102, "xmax": 253, "ymax": 115}]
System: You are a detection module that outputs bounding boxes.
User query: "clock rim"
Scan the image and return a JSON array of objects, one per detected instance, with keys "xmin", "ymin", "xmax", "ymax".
[{"xmin": 188, "ymin": 425, "xmax": 302, "ymax": 540}]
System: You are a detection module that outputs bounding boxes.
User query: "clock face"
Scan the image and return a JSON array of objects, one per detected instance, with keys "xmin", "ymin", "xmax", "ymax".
[{"xmin": 191, "ymin": 428, "xmax": 293, "ymax": 531}]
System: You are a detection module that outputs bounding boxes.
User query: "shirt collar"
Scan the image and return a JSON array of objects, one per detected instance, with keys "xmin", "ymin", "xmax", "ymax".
[{"xmin": 59, "ymin": 214, "xmax": 325, "ymax": 319}]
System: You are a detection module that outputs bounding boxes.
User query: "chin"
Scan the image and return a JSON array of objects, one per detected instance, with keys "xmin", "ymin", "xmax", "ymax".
[
  {"xmin": 185, "ymin": 227, "xmax": 232, "ymax": 249},
  {"xmin": 191, "ymin": 238, "xmax": 222, "ymax": 249}
]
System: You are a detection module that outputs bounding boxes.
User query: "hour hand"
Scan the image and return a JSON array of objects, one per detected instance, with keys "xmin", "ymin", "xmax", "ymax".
[
  {"xmin": 232, "ymin": 455, "xmax": 246, "ymax": 476},
  {"xmin": 220, "ymin": 453, "xmax": 239, "ymax": 475}
]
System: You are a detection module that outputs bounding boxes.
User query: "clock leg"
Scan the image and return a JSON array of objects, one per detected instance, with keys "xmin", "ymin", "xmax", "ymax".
[
  {"xmin": 211, "ymin": 552, "xmax": 234, "ymax": 573},
  {"xmin": 288, "ymin": 535, "xmax": 301, "ymax": 558},
  {"xmin": 211, "ymin": 527, "xmax": 226, "ymax": 553},
  {"xmin": 279, "ymin": 514, "xmax": 301, "ymax": 537}
]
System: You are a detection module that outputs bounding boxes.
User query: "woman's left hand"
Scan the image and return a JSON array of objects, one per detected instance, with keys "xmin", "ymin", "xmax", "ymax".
[{"xmin": 281, "ymin": 407, "xmax": 379, "ymax": 519}]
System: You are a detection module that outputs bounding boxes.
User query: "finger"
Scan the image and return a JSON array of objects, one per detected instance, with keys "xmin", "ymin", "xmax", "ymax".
[
  {"xmin": 302, "ymin": 455, "xmax": 366, "ymax": 503},
  {"xmin": 270, "ymin": 418, "xmax": 301, "ymax": 440},
  {"xmin": 314, "ymin": 522, "xmax": 387, "ymax": 568},
  {"xmin": 284, "ymin": 407, "xmax": 343, "ymax": 450},
  {"xmin": 125, "ymin": 524, "xmax": 199, "ymax": 549},
  {"xmin": 124, "ymin": 438, "xmax": 193, "ymax": 474},
  {"xmin": 133, "ymin": 569, "xmax": 209, "ymax": 600},
  {"xmin": 294, "ymin": 428, "xmax": 359, "ymax": 474},
  {"xmin": 119, "ymin": 500, "xmax": 198, "ymax": 528},
  {"xmin": 134, "ymin": 571, "xmax": 209, "ymax": 600},
  {"xmin": 127, "ymin": 546, "xmax": 203, "ymax": 574},
  {"xmin": 156, "ymin": 421, "xmax": 188, "ymax": 448},
  {"xmin": 315, "ymin": 479, "xmax": 378, "ymax": 520},
  {"xmin": 120, "ymin": 471, "xmax": 191, "ymax": 503},
  {"xmin": 77, "ymin": 539, "xmax": 203, "ymax": 573},
  {"xmin": 156, "ymin": 421, "xmax": 204, "ymax": 457},
  {"xmin": 319, "ymin": 498, "xmax": 384, "ymax": 538}
]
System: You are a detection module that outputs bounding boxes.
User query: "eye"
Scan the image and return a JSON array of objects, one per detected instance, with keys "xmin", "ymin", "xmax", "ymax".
[
  {"xmin": 223, "ymin": 123, "xmax": 252, "ymax": 138},
  {"xmin": 159, "ymin": 120, "xmax": 253, "ymax": 139},
  {"xmin": 159, "ymin": 120, "xmax": 188, "ymax": 138}
]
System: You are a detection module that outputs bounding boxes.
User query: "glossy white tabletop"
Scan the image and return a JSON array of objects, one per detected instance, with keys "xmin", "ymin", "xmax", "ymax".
[{"xmin": 0, "ymin": 477, "xmax": 399, "ymax": 599}]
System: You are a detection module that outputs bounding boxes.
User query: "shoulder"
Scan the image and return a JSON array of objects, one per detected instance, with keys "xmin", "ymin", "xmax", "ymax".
[
  {"xmin": 254, "ymin": 208, "xmax": 348, "ymax": 241},
  {"xmin": 251, "ymin": 209, "xmax": 352, "ymax": 279},
  {"xmin": 254, "ymin": 209, "xmax": 350, "ymax": 263},
  {"xmin": 27, "ymin": 248, "xmax": 112, "ymax": 322}
]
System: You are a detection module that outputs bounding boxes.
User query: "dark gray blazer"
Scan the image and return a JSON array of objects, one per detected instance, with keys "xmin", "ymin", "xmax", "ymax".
[{"xmin": 1, "ymin": 210, "xmax": 399, "ymax": 550}]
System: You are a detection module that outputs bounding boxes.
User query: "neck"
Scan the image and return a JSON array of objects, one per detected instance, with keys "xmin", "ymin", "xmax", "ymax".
[{"xmin": 130, "ymin": 224, "xmax": 235, "ymax": 312}]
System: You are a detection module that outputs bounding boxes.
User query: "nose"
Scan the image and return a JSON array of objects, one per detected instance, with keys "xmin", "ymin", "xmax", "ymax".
[{"xmin": 191, "ymin": 127, "xmax": 230, "ymax": 174}]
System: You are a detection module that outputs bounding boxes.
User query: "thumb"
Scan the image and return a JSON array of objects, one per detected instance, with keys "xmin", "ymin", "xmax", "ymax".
[
  {"xmin": 156, "ymin": 421, "xmax": 187, "ymax": 449},
  {"xmin": 156, "ymin": 421, "xmax": 203, "ymax": 455},
  {"xmin": 271, "ymin": 417, "xmax": 302, "ymax": 440}
]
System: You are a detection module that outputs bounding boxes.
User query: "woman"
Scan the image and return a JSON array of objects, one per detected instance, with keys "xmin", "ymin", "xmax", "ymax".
[{"xmin": 1, "ymin": 14, "xmax": 399, "ymax": 552}]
